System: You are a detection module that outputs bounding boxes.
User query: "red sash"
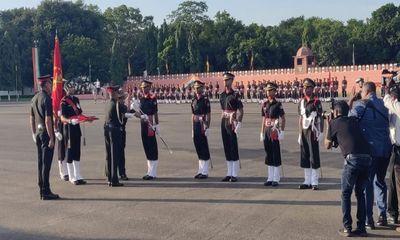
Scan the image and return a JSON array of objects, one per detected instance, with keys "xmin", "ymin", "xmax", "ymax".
[{"xmin": 64, "ymin": 97, "xmax": 81, "ymax": 116}]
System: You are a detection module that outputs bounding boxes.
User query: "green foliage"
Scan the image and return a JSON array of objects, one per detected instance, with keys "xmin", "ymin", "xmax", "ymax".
[{"xmin": 0, "ymin": 0, "xmax": 398, "ymax": 90}]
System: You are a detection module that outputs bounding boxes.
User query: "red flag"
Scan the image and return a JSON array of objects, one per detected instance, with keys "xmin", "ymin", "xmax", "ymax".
[{"xmin": 52, "ymin": 34, "xmax": 63, "ymax": 117}]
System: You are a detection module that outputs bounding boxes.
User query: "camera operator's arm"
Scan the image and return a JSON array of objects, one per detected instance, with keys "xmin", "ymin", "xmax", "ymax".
[
  {"xmin": 384, "ymin": 94, "xmax": 400, "ymax": 116},
  {"xmin": 324, "ymin": 118, "xmax": 333, "ymax": 149}
]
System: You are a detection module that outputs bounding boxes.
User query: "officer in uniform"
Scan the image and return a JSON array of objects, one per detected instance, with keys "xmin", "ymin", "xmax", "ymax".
[
  {"xmin": 260, "ymin": 82, "xmax": 286, "ymax": 186},
  {"xmin": 104, "ymin": 86, "xmax": 127, "ymax": 187},
  {"xmin": 30, "ymin": 75, "xmax": 59, "ymax": 200},
  {"xmin": 118, "ymin": 89, "xmax": 132, "ymax": 181},
  {"xmin": 220, "ymin": 72, "xmax": 244, "ymax": 182},
  {"xmin": 60, "ymin": 81, "xmax": 87, "ymax": 185},
  {"xmin": 298, "ymin": 78, "xmax": 324, "ymax": 190},
  {"xmin": 191, "ymin": 80, "xmax": 211, "ymax": 179},
  {"xmin": 134, "ymin": 80, "xmax": 160, "ymax": 180}
]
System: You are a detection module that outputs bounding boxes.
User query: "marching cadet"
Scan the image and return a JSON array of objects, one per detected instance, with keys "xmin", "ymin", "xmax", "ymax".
[
  {"xmin": 30, "ymin": 75, "xmax": 59, "ymax": 200},
  {"xmin": 298, "ymin": 78, "xmax": 324, "ymax": 190},
  {"xmin": 60, "ymin": 81, "xmax": 87, "ymax": 185},
  {"xmin": 220, "ymin": 72, "xmax": 244, "ymax": 182},
  {"xmin": 133, "ymin": 80, "xmax": 160, "ymax": 180},
  {"xmin": 260, "ymin": 82, "xmax": 285, "ymax": 186},
  {"xmin": 191, "ymin": 80, "xmax": 211, "ymax": 179},
  {"xmin": 104, "ymin": 86, "xmax": 129, "ymax": 187}
]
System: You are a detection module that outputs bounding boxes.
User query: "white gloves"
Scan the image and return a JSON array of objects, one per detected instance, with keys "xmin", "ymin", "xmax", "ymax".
[
  {"xmin": 234, "ymin": 122, "xmax": 242, "ymax": 135},
  {"xmin": 205, "ymin": 128, "xmax": 210, "ymax": 137},
  {"xmin": 260, "ymin": 132, "xmax": 264, "ymax": 142},
  {"xmin": 298, "ymin": 133, "xmax": 302, "ymax": 145},
  {"xmin": 130, "ymin": 99, "xmax": 140, "ymax": 111},
  {"xmin": 278, "ymin": 131, "xmax": 285, "ymax": 141},
  {"xmin": 140, "ymin": 114, "xmax": 149, "ymax": 121},
  {"xmin": 57, "ymin": 111, "xmax": 61, "ymax": 117},
  {"xmin": 55, "ymin": 131, "xmax": 63, "ymax": 141},
  {"xmin": 70, "ymin": 119, "xmax": 79, "ymax": 125},
  {"xmin": 32, "ymin": 133, "xmax": 36, "ymax": 143},
  {"xmin": 152, "ymin": 124, "xmax": 160, "ymax": 135},
  {"xmin": 124, "ymin": 113, "xmax": 135, "ymax": 119},
  {"xmin": 317, "ymin": 132, "xmax": 324, "ymax": 142}
]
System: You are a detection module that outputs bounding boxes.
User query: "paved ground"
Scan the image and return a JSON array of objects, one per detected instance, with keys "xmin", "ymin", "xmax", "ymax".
[{"xmin": 0, "ymin": 99, "xmax": 399, "ymax": 240}]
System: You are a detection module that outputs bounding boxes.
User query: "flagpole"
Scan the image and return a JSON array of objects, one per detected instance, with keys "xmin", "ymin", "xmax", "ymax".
[{"xmin": 352, "ymin": 44, "xmax": 355, "ymax": 66}]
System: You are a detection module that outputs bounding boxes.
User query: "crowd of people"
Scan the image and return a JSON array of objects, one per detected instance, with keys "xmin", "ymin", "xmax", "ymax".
[
  {"xmin": 30, "ymin": 69, "xmax": 400, "ymax": 237},
  {"xmin": 121, "ymin": 77, "xmax": 348, "ymax": 104}
]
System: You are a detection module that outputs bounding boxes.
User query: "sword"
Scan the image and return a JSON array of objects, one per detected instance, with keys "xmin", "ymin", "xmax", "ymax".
[{"xmin": 131, "ymin": 100, "xmax": 173, "ymax": 154}]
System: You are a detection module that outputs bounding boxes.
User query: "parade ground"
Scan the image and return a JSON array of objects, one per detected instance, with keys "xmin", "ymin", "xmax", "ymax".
[{"xmin": 0, "ymin": 99, "xmax": 399, "ymax": 240}]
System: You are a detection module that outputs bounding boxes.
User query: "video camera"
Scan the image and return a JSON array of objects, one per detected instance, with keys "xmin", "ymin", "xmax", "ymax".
[
  {"xmin": 322, "ymin": 98, "xmax": 335, "ymax": 120},
  {"xmin": 385, "ymin": 70, "xmax": 400, "ymax": 100}
]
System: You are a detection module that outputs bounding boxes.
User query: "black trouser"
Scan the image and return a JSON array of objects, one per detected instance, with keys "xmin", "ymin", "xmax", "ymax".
[
  {"xmin": 263, "ymin": 127, "xmax": 281, "ymax": 166},
  {"xmin": 64, "ymin": 125, "xmax": 81, "ymax": 163},
  {"xmin": 221, "ymin": 118, "xmax": 239, "ymax": 161},
  {"xmin": 35, "ymin": 131, "xmax": 54, "ymax": 195},
  {"xmin": 300, "ymin": 129, "xmax": 320, "ymax": 169},
  {"xmin": 141, "ymin": 122, "xmax": 158, "ymax": 160},
  {"xmin": 118, "ymin": 129, "xmax": 126, "ymax": 176},
  {"xmin": 104, "ymin": 125, "xmax": 122, "ymax": 184},
  {"xmin": 389, "ymin": 145, "xmax": 400, "ymax": 219},
  {"xmin": 193, "ymin": 121, "xmax": 210, "ymax": 160}
]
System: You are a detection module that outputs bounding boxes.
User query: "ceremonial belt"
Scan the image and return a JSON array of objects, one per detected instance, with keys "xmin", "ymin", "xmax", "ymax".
[
  {"xmin": 193, "ymin": 115, "xmax": 205, "ymax": 122},
  {"xmin": 264, "ymin": 118, "xmax": 278, "ymax": 127},
  {"xmin": 221, "ymin": 110, "xmax": 236, "ymax": 125}
]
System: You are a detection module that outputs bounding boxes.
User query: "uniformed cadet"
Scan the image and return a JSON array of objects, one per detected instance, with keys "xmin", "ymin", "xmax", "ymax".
[
  {"xmin": 30, "ymin": 75, "xmax": 59, "ymax": 200},
  {"xmin": 260, "ymin": 82, "xmax": 286, "ymax": 186},
  {"xmin": 134, "ymin": 80, "xmax": 160, "ymax": 180},
  {"xmin": 191, "ymin": 80, "xmax": 211, "ymax": 179},
  {"xmin": 104, "ymin": 86, "xmax": 127, "ymax": 187},
  {"xmin": 220, "ymin": 72, "xmax": 244, "ymax": 182},
  {"xmin": 60, "ymin": 81, "xmax": 87, "ymax": 185},
  {"xmin": 56, "ymin": 89, "xmax": 67, "ymax": 181},
  {"xmin": 298, "ymin": 78, "xmax": 324, "ymax": 190}
]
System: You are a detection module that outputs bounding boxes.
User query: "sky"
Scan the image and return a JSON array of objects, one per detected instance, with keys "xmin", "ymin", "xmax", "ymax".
[{"xmin": 0, "ymin": 0, "xmax": 399, "ymax": 26}]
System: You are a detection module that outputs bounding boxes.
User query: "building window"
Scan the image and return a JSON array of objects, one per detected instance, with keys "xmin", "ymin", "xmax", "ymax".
[{"xmin": 297, "ymin": 58, "xmax": 302, "ymax": 65}]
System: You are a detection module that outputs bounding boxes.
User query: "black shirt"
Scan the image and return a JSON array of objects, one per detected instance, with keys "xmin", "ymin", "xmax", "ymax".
[
  {"xmin": 104, "ymin": 99, "xmax": 126, "ymax": 127},
  {"xmin": 298, "ymin": 97, "xmax": 323, "ymax": 118},
  {"xmin": 261, "ymin": 99, "xmax": 284, "ymax": 118},
  {"xmin": 31, "ymin": 90, "xmax": 53, "ymax": 125},
  {"xmin": 61, "ymin": 95, "xmax": 82, "ymax": 118},
  {"xmin": 327, "ymin": 116, "xmax": 370, "ymax": 157},
  {"xmin": 140, "ymin": 94, "xmax": 158, "ymax": 115},
  {"xmin": 191, "ymin": 95, "xmax": 211, "ymax": 115},
  {"xmin": 220, "ymin": 90, "xmax": 243, "ymax": 111}
]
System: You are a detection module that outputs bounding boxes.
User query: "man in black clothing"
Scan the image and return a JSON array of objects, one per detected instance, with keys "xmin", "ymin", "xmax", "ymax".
[
  {"xmin": 325, "ymin": 100, "xmax": 371, "ymax": 237},
  {"xmin": 220, "ymin": 72, "xmax": 244, "ymax": 182},
  {"xmin": 191, "ymin": 80, "xmax": 211, "ymax": 179},
  {"xmin": 104, "ymin": 86, "xmax": 127, "ymax": 187},
  {"xmin": 30, "ymin": 75, "xmax": 59, "ymax": 200},
  {"xmin": 60, "ymin": 81, "xmax": 87, "ymax": 185}
]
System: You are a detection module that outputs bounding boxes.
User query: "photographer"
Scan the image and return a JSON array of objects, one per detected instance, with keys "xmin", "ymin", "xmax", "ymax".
[
  {"xmin": 325, "ymin": 100, "xmax": 371, "ymax": 237},
  {"xmin": 348, "ymin": 81, "xmax": 391, "ymax": 229},
  {"xmin": 383, "ymin": 72, "xmax": 400, "ymax": 232}
]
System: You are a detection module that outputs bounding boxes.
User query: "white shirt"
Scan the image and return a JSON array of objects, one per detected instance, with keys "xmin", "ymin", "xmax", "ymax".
[
  {"xmin": 383, "ymin": 95, "xmax": 400, "ymax": 145},
  {"xmin": 95, "ymin": 80, "xmax": 100, "ymax": 88}
]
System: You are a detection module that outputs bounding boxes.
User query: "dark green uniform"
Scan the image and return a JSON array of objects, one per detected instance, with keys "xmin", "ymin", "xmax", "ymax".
[
  {"xmin": 104, "ymin": 99, "xmax": 126, "ymax": 185},
  {"xmin": 31, "ymin": 90, "xmax": 54, "ymax": 197}
]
